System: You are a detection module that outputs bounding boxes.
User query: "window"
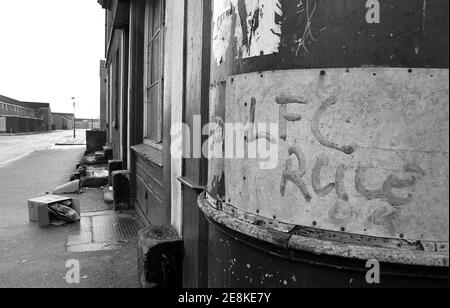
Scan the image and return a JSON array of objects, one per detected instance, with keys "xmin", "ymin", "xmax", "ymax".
[{"xmin": 144, "ymin": 0, "xmax": 165, "ymax": 146}]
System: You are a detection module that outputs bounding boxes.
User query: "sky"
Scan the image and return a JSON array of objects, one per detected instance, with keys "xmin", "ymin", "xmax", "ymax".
[{"xmin": 0, "ymin": 0, "xmax": 105, "ymax": 119}]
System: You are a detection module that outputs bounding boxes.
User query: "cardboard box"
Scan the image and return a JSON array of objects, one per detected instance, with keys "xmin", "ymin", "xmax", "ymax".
[{"xmin": 28, "ymin": 195, "xmax": 81, "ymax": 228}]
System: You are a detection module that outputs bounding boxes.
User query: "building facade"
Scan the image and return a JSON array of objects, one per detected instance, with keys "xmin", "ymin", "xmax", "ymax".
[
  {"xmin": 100, "ymin": 60, "xmax": 108, "ymax": 131},
  {"xmin": 75, "ymin": 118, "xmax": 101, "ymax": 130},
  {"xmin": 0, "ymin": 95, "xmax": 45, "ymax": 133},
  {"xmin": 16, "ymin": 101, "xmax": 53, "ymax": 132},
  {"xmin": 53, "ymin": 113, "xmax": 74, "ymax": 130},
  {"xmin": 99, "ymin": 0, "xmax": 449, "ymax": 288}
]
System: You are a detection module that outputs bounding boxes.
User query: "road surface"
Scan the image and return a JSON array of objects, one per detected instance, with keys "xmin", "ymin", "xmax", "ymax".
[
  {"xmin": 0, "ymin": 130, "xmax": 86, "ymax": 168},
  {"xmin": 0, "ymin": 134, "xmax": 140, "ymax": 288}
]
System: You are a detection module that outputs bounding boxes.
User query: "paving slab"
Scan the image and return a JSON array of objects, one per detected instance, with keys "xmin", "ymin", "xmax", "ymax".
[{"xmin": 0, "ymin": 146, "xmax": 141, "ymax": 288}]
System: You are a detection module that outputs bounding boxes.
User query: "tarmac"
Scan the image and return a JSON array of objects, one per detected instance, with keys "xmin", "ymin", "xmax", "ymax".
[{"xmin": 0, "ymin": 145, "xmax": 141, "ymax": 288}]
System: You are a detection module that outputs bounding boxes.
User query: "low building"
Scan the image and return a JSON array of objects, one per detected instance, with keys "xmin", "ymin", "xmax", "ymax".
[
  {"xmin": 75, "ymin": 118, "xmax": 101, "ymax": 130},
  {"xmin": 16, "ymin": 102, "xmax": 53, "ymax": 131},
  {"xmin": 53, "ymin": 113, "xmax": 74, "ymax": 130},
  {"xmin": 0, "ymin": 95, "xmax": 45, "ymax": 133}
]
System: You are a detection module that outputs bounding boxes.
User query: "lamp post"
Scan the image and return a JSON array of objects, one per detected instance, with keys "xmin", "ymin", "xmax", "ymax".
[{"xmin": 71, "ymin": 97, "xmax": 76, "ymax": 139}]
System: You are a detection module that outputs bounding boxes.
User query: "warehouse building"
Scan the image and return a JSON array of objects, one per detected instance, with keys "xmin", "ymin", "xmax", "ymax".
[{"xmin": 0, "ymin": 95, "xmax": 45, "ymax": 133}]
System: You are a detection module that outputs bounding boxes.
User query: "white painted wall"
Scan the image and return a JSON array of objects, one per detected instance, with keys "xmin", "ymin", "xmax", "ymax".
[
  {"xmin": 165, "ymin": 0, "xmax": 185, "ymax": 236},
  {"xmin": 0, "ymin": 117, "xmax": 6, "ymax": 132}
]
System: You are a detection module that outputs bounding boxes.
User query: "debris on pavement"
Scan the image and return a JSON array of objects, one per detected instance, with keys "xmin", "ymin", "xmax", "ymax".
[
  {"xmin": 48, "ymin": 202, "xmax": 81, "ymax": 222},
  {"xmin": 28, "ymin": 195, "xmax": 81, "ymax": 228},
  {"xmin": 52, "ymin": 180, "xmax": 81, "ymax": 195}
]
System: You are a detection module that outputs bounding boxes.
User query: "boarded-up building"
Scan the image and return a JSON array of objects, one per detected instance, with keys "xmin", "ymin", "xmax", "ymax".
[{"xmin": 99, "ymin": 0, "xmax": 449, "ymax": 288}]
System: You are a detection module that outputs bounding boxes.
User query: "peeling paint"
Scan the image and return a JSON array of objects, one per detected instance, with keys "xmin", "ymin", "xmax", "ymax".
[{"xmin": 235, "ymin": 0, "xmax": 282, "ymax": 59}]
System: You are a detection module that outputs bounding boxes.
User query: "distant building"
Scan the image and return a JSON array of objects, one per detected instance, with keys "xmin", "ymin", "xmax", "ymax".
[
  {"xmin": 53, "ymin": 113, "xmax": 74, "ymax": 130},
  {"xmin": 100, "ymin": 60, "xmax": 107, "ymax": 131},
  {"xmin": 17, "ymin": 102, "xmax": 53, "ymax": 131},
  {"xmin": 0, "ymin": 94, "xmax": 45, "ymax": 133},
  {"xmin": 75, "ymin": 118, "xmax": 101, "ymax": 130}
]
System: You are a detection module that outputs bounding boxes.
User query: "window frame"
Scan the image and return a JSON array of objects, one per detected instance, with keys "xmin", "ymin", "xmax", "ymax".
[{"xmin": 143, "ymin": 0, "xmax": 165, "ymax": 149}]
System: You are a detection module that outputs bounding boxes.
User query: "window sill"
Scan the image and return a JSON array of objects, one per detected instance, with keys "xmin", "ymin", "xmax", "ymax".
[{"xmin": 131, "ymin": 143, "xmax": 163, "ymax": 167}]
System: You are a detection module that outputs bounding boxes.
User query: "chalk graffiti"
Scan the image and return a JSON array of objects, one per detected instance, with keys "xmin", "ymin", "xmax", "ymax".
[
  {"xmin": 356, "ymin": 164, "xmax": 425, "ymax": 208},
  {"xmin": 276, "ymin": 95, "xmax": 307, "ymax": 141},
  {"xmin": 311, "ymin": 155, "xmax": 350, "ymax": 201},
  {"xmin": 311, "ymin": 96, "xmax": 357, "ymax": 155},
  {"xmin": 281, "ymin": 146, "xmax": 312, "ymax": 202},
  {"xmin": 246, "ymin": 97, "xmax": 277, "ymax": 144},
  {"xmin": 312, "ymin": 154, "xmax": 336, "ymax": 198},
  {"xmin": 281, "ymin": 153, "xmax": 424, "ymax": 208},
  {"xmin": 335, "ymin": 164, "xmax": 350, "ymax": 202},
  {"xmin": 281, "ymin": 0, "xmax": 318, "ymax": 56},
  {"xmin": 276, "ymin": 95, "xmax": 423, "ymax": 208}
]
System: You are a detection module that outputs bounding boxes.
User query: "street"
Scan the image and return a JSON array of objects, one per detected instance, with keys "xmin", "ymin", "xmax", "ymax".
[
  {"xmin": 0, "ymin": 130, "xmax": 86, "ymax": 168},
  {"xmin": 0, "ymin": 132, "xmax": 140, "ymax": 288}
]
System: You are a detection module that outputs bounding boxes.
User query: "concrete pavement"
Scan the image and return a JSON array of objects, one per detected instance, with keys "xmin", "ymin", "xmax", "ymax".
[
  {"xmin": 0, "ymin": 143, "xmax": 140, "ymax": 288},
  {"xmin": 0, "ymin": 130, "xmax": 86, "ymax": 168}
]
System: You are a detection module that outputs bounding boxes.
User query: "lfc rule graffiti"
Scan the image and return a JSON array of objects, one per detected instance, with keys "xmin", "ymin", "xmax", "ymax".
[{"xmin": 224, "ymin": 68, "xmax": 449, "ymax": 241}]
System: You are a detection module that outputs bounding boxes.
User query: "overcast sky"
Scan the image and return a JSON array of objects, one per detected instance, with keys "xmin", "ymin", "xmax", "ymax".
[{"xmin": 0, "ymin": 0, "xmax": 105, "ymax": 119}]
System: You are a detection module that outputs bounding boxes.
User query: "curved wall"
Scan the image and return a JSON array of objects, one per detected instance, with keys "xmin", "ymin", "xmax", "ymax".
[{"xmin": 205, "ymin": 0, "xmax": 449, "ymax": 275}]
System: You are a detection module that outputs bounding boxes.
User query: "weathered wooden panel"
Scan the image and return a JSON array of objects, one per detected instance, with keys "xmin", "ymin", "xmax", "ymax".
[
  {"xmin": 136, "ymin": 156, "xmax": 163, "ymax": 182},
  {"xmin": 224, "ymin": 68, "xmax": 449, "ymax": 242},
  {"xmin": 136, "ymin": 174, "xmax": 149, "ymax": 216},
  {"xmin": 183, "ymin": 0, "xmax": 212, "ymax": 288},
  {"xmin": 136, "ymin": 162, "xmax": 163, "ymax": 201},
  {"xmin": 134, "ymin": 153, "xmax": 168, "ymax": 226}
]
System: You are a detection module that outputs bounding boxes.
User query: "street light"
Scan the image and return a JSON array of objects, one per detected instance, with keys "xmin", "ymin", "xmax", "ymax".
[{"xmin": 71, "ymin": 97, "xmax": 76, "ymax": 139}]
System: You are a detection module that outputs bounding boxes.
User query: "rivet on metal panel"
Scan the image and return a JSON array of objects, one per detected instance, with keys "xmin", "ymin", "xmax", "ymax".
[{"xmin": 438, "ymin": 243, "xmax": 449, "ymax": 253}]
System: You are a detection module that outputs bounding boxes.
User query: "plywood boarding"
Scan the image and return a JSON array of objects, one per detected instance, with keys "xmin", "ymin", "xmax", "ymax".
[{"xmin": 224, "ymin": 68, "xmax": 449, "ymax": 242}]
